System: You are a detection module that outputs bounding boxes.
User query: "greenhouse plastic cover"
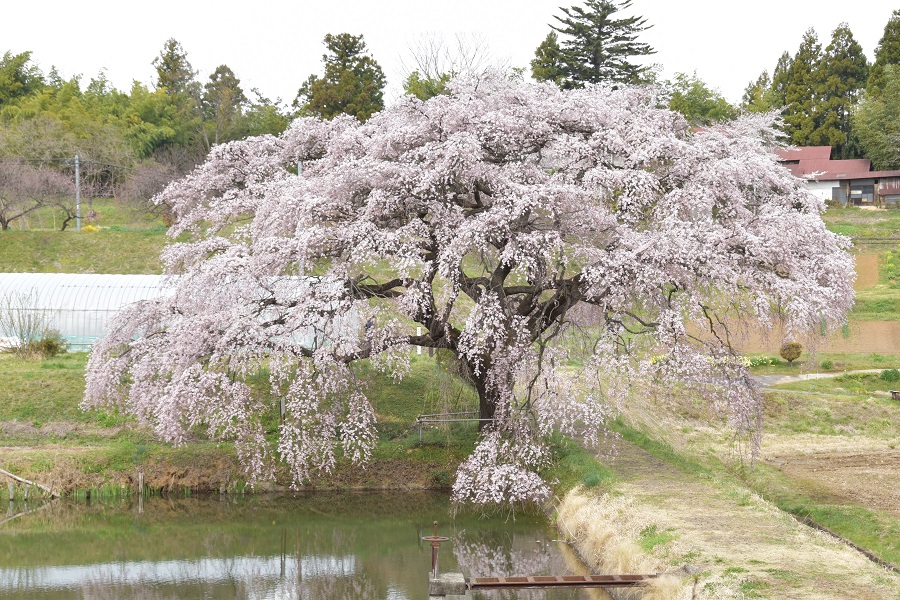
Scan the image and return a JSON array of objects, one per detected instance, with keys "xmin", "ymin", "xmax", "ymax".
[
  {"xmin": 0, "ymin": 273, "xmax": 347, "ymax": 352},
  {"xmin": 0, "ymin": 273, "xmax": 170, "ymax": 351}
]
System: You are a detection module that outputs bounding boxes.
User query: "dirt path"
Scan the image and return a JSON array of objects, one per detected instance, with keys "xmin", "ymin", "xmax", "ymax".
[
  {"xmin": 752, "ymin": 369, "xmax": 884, "ymax": 389},
  {"xmin": 596, "ymin": 436, "xmax": 900, "ymax": 599}
]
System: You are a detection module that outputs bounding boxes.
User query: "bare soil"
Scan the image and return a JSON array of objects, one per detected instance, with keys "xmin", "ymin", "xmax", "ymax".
[
  {"xmin": 734, "ymin": 319, "xmax": 900, "ymax": 354},
  {"xmin": 855, "ymin": 254, "xmax": 880, "ymax": 290},
  {"xmin": 766, "ymin": 450, "xmax": 900, "ymax": 518}
]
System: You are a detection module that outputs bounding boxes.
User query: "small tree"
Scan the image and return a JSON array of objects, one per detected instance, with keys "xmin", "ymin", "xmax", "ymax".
[
  {"xmin": 779, "ymin": 341, "xmax": 803, "ymax": 365},
  {"xmin": 0, "ymin": 159, "xmax": 73, "ymax": 230},
  {"xmin": 0, "ymin": 289, "xmax": 53, "ymax": 358}
]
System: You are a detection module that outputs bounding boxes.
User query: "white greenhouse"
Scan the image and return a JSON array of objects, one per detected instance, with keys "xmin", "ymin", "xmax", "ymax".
[
  {"xmin": 0, "ymin": 273, "xmax": 350, "ymax": 352},
  {"xmin": 0, "ymin": 273, "xmax": 169, "ymax": 351}
]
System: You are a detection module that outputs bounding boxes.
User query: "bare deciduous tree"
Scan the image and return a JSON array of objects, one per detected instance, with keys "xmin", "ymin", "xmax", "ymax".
[
  {"xmin": 398, "ymin": 32, "xmax": 512, "ymax": 100},
  {"xmin": 0, "ymin": 159, "xmax": 73, "ymax": 230}
]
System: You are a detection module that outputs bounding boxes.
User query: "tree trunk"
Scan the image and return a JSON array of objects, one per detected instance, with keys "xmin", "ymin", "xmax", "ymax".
[{"xmin": 474, "ymin": 376, "xmax": 496, "ymax": 433}]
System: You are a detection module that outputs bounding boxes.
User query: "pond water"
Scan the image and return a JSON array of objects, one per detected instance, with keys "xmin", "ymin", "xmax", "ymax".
[{"xmin": 0, "ymin": 492, "xmax": 603, "ymax": 599}]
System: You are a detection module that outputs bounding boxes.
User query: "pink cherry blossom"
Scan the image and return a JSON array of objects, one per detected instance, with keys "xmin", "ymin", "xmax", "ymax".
[{"xmin": 83, "ymin": 74, "xmax": 854, "ymax": 506}]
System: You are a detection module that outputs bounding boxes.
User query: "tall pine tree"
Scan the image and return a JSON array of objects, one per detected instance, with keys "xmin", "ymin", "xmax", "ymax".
[
  {"xmin": 868, "ymin": 10, "xmax": 900, "ymax": 96},
  {"xmin": 855, "ymin": 64, "xmax": 900, "ymax": 169},
  {"xmin": 769, "ymin": 51, "xmax": 792, "ymax": 109},
  {"xmin": 533, "ymin": 0, "xmax": 654, "ymax": 88},
  {"xmin": 813, "ymin": 23, "xmax": 868, "ymax": 158},
  {"xmin": 295, "ymin": 33, "xmax": 386, "ymax": 122},
  {"xmin": 782, "ymin": 29, "xmax": 822, "ymax": 146}
]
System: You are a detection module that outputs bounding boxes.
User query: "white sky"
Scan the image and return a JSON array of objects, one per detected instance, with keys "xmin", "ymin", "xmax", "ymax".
[{"xmin": 5, "ymin": 1, "xmax": 895, "ymax": 106}]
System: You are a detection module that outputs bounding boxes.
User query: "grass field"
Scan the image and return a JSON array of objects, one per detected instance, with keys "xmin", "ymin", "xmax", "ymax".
[{"xmin": 0, "ymin": 198, "xmax": 169, "ymax": 274}]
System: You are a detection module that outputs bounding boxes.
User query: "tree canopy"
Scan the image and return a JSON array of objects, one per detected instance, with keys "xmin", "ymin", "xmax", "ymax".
[
  {"xmin": 813, "ymin": 23, "xmax": 868, "ymax": 158},
  {"xmin": 868, "ymin": 9, "xmax": 900, "ymax": 96},
  {"xmin": 533, "ymin": 0, "xmax": 654, "ymax": 88},
  {"xmin": 666, "ymin": 72, "xmax": 737, "ymax": 125},
  {"xmin": 83, "ymin": 75, "xmax": 854, "ymax": 508},
  {"xmin": 854, "ymin": 64, "xmax": 900, "ymax": 170},
  {"xmin": 295, "ymin": 33, "xmax": 386, "ymax": 122}
]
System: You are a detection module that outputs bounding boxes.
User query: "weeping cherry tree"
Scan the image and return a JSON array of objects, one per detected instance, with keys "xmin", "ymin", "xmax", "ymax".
[{"xmin": 83, "ymin": 75, "xmax": 854, "ymax": 508}]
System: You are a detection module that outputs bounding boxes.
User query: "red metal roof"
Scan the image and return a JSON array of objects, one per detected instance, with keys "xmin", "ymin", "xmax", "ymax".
[
  {"xmin": 774, "ymin": 146, "xmax": 900, "ymax": 181},
  {"xmin": 775, "ymin": 146, "xmax": 832, "ymax": 161}
]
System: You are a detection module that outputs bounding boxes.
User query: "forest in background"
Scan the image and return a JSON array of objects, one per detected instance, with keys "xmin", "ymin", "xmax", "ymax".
[{"xmin": 1, "ymin": 4, "xmax": 899, "ymax": 234}]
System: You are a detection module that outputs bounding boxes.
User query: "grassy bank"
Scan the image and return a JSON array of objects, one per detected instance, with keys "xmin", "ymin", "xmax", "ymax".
[
  {"xmin": 0, "ymin": 351, "xmax": 607, "ymax": 503},
  {"xmin": 613, "ymin": 368, "xmax": 900, "ymax": 571}
]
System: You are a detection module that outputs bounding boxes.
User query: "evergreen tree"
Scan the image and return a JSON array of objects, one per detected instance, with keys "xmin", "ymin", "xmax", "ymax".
[
  {"xmin": 150, "ymin": 39, "xmax": 204, "ymax": 153},
  {"xmin": 153, "ymin": 39, "xmax": 198, "ymax": 98},
  {"xmin": 782, "ymin": 29, "xmax": 823, "ymax": 146},
  {"xmin": 541, "ymin": 0, "xmax": 654, "ymax": 88},
  {"xmin": 769, "ymin": 51, "xmax": 792, "ymax": 109},
  {"xmin": 854, "ymin": 64, "xmax": 900, "ymax": 170},
  {"xmin": 295, "ymin": 33, "xmax": 386, "ymax": 122},
  {"xmin": 868, "ymin": 9, "xmax": 900, "ymax": 96},
  {"xmin": 530, "ymin": 32, "xmax": 566, "ymax": 85},
  {"xmin": 813, "ymin": 23, "xmax": 868, "ymax": 157},
  {"xmin": 203, "ymin": 65, "xmax": 247, "ymax": 145}
]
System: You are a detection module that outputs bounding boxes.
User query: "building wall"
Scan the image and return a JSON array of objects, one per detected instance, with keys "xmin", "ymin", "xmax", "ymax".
[{"xmin": 807, "ymin": 180, "xmax": 835, "ymax": 202}]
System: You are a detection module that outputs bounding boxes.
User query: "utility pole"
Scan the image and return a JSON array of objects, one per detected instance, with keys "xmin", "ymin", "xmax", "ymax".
[{"xmin": 75, "ymin": 154, "xmax": 81, "ymax": 231}]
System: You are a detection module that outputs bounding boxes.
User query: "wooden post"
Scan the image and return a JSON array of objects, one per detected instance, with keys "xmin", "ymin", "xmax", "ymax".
[
  {"xmin": 0, "ymin": 468, "xmax": 58, "ymax": 498},
  {"xmin": 7, "ymin": 483, "xmax": 13, "ymax": 501}
]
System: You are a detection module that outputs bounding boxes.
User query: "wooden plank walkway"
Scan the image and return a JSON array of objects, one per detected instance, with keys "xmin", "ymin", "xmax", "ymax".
[{"xmin": 468, "ymin": 574, "xmax": 658, "ymax": 590}]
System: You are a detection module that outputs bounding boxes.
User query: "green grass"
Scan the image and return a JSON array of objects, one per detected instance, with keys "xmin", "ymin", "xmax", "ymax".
[
  {"xmin": 852, "ymin": 287, "xmax": 900, "ymax": 320},
  {"xmin": 609, "ymin": 418, "xmax": 715, "ymax": 479},
  {"xmin": 546, "ymin": 434, "xmax": 615, "ymax": 495},
  {"xmin": 0, "ymin": 198, "xmax": 170, "ymax": 274},
  {"xmin": 638, "ymin": 524, "xmax": 677, "ymax": 553},
  {"xmin": 822, "ymin": 206, "xmax": 900, "ymax": 240},
  {"xmin": 0, "ymin": 229, "xmax": 167, "ymax": 273},
  {"xmin": 0, "ymin": 352, "xmax": 92, "ymax": 424}
]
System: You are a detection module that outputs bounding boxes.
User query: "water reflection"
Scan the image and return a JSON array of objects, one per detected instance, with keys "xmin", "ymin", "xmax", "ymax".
[{"xmin": 1, "ymin": 493, "xmax": 590, "ymax": 599}]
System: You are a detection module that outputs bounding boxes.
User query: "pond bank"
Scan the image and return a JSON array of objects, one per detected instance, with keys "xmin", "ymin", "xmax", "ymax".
[{"xmin": 0, "ymin": 444, "xmax": 462, "ymax": 501}]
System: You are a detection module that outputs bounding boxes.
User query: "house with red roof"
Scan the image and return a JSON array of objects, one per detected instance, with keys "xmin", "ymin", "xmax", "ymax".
[{"xmin": 775, "ymin": 146, "xmax": 900, "ymax": 207}]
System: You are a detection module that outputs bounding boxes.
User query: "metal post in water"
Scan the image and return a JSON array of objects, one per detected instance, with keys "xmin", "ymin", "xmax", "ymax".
[{"xmin": 421, "ymin": 520, "xmax": 449, "ymax": 579}]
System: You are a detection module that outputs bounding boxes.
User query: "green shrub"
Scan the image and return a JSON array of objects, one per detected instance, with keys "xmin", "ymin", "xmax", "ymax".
[
  {"xmin": 880, "ymin": 368, "xmax": 900, "ymax": 382},
  {"xmin": 884, "ymin": 249, "xmax": 900, "ymax": 287},
  {"xmin": 820, "ymin": 360, "xmax": 834, "ymax": 370},
  {"xmin": 779, "ymin": 342, "xmax": 803, "ymax": 365},
  {"xmin": 28, "ymin": 329, "xmax": 68, "ymax": 358}
]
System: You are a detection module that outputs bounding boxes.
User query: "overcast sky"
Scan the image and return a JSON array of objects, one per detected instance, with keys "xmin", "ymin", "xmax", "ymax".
[{"xmin": 5, "ymin": 1, "xmax": 895, "ymax": 106}]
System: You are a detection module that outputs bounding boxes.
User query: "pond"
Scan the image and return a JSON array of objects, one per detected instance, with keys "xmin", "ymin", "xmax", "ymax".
[{"xmin": 0, "ymin": 492, "xmax": 604, "ymax": 599}]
